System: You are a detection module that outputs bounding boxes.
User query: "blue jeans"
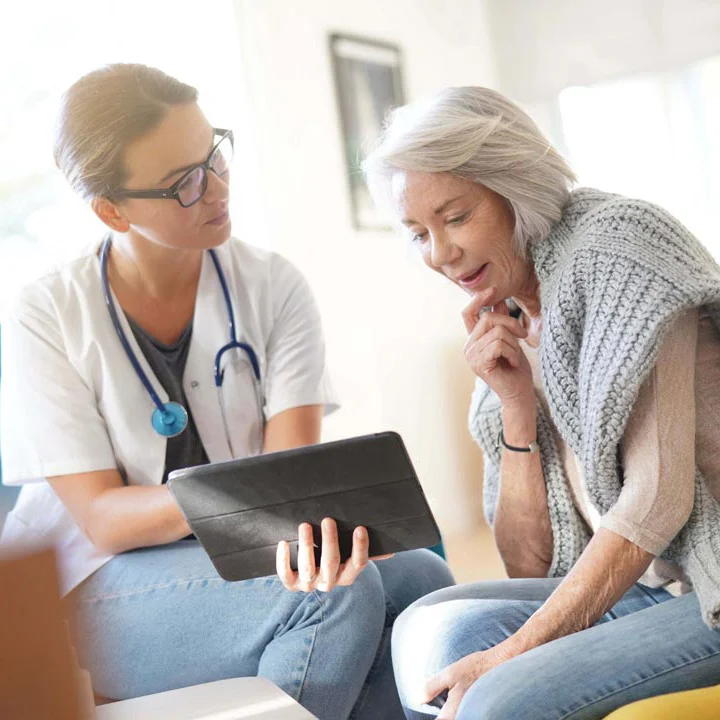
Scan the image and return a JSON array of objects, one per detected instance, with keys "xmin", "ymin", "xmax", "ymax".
[
  {"xmin": 392, "ymin": 578, "xmax": 720, "ymax": 720},
  {"xmin": 71, "ymin": 540, "xmax": 453, "ymax": 720}
]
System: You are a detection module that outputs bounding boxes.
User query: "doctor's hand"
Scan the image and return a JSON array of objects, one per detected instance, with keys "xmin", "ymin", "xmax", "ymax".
[{"xmin": 276, "ymin": 518, "xmax": 393, "ymax": 593}]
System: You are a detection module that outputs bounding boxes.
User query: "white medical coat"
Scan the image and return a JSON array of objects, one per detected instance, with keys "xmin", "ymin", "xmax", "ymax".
[{"xmin": 0, "ymin": 238, "xmax": 338, "ymax": 594}]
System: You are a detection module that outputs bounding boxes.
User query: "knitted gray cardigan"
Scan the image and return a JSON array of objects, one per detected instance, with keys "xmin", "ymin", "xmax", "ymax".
[{"xmin": 468, "ymin": 188, "xmax": 720, "ymax": 628}]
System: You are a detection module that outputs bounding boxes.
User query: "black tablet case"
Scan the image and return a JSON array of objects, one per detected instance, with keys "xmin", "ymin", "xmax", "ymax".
[{"xmin": 167, "ymin": 432, "xmax": 441, "ymax": 581}]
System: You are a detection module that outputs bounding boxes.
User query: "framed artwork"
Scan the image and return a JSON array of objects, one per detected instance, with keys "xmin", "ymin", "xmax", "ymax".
[{"xmin": 329, "ymin": 33, "xmax": 405, "ymax": 230}]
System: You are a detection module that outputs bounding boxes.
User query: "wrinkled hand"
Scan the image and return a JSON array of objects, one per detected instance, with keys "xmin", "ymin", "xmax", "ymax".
[
  {"xmin": 462, "ymin": 287, "xmax": 534, "ymax": 408},
  {"xmin": 276, "ymin": 517, "xmax": 392, "ymax": 593},
  {"xmin": 421, "ymin": 647, "xmax": 510, "ymax": 720}
]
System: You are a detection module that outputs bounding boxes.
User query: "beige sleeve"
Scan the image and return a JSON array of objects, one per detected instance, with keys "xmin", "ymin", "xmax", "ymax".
[{"xmin": 600, "ymin": 308, "xmax": 698, "ymax": 555}]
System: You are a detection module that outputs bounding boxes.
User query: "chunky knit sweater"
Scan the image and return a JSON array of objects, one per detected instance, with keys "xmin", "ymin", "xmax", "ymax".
[{"xmin": 469, "ymin": 188, "xmax": 720, "ymax": 628}]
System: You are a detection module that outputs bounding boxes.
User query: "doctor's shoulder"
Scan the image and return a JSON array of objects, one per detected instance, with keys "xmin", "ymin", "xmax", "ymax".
[
  {"xmin": 225, "ymin": 237, "xmax": 317, "ymax": 309},
  {"xmin": 2, "ymin": 251, "xmax": 101, "ymax": 335}
]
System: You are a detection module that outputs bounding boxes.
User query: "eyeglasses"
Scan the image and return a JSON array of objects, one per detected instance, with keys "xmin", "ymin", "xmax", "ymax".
[{"xmin": 114, "ymin": 128, "xmax": 234, "ymax": 208}]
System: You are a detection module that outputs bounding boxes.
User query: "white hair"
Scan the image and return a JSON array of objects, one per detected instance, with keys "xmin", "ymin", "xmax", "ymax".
[{"xmin": 362, "ymin": 87, "xmax": 577, "ymax": 256}]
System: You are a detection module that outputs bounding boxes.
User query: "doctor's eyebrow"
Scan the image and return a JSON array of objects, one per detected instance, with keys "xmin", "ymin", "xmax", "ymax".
[{"xmin": 157, "ymin": 131, "xmax": 216, "ymax": 185}]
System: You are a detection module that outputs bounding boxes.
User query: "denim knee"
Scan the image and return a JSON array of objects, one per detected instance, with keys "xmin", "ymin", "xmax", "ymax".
[
  {"xmin": 456, "ymin": 661, "xmax": 538, "ymax": 720},
  {"xmin": 320, "ymin": 561, "xmax": 387, "ymax": 637},
  {"xmin": 391, "ymin": 596, "xmax": 475, "ymax": 709},
  {"xmin": 394, "ymin": 597, "xmax": 518, "ymax": 663},
  {"xmin": 392, "ymin": 597, "xmax": 537, "ymax": 716},
  {"xmin": 375, "ymin": 549, "xmax": 455, "ymax": 623},
  {"xmin": 413, "ymin": 549, "xmax": 456, "ymax": 596}
]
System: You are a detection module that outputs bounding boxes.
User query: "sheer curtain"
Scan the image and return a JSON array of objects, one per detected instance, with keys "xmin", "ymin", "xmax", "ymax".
[{"xmin": 558, "ymin": 56, "xmax": 720, "ymax": 258}]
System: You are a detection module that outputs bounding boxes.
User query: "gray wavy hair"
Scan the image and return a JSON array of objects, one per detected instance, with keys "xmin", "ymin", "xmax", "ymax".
[{"xmin": 362, "ymin": 87, "xmax": 577, "ymax": 256}]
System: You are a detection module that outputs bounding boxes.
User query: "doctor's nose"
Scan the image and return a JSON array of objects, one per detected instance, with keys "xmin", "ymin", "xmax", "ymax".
[{"xmin": 203, "ymin": 168, "xmax": 230, "ymax": 205}]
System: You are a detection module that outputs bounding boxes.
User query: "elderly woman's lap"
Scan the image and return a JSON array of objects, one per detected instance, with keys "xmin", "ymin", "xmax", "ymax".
[{"xmin": 392, "ymin": 580, "xmax": 720, "ymax": 720}]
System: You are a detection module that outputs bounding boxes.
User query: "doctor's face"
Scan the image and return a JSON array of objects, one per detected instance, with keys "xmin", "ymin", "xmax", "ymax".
[
  {"xmin": 114, "ymin": 102, "xmax": 231, "ymax": 251},
  {"xmin": 392, "ymin": 170, "xmax": 530, "ymax": 307}
]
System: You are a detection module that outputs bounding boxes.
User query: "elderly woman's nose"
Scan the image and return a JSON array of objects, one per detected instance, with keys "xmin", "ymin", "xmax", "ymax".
[{"xmin": 429, "ymin": 234, "xmax": 458, "ymax": 268}]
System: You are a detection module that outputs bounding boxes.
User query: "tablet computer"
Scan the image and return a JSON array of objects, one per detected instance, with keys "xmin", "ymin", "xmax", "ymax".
[{"xmin": 167, "ymin": 431, "xmax": 441, "ymax": 581}]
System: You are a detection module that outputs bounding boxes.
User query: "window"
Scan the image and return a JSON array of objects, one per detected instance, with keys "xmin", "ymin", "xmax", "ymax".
[{"xmin": 558, "ymin": 55, "xmax": 720, "ymax": 259}]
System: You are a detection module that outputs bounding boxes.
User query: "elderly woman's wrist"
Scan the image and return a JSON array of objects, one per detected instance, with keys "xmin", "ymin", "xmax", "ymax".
[
  {"xmin": 501, "ymin": 402, "xmax": 537, "ymax": 445},
  {"xmin": 501, "ymin": 391, "xmax": 535, "ymax": 414}
]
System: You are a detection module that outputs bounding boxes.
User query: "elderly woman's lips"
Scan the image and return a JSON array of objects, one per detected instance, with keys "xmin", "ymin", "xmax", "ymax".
[{"xmin": 459, "ymin": 264, "xmax": 488, "ymax": 289}]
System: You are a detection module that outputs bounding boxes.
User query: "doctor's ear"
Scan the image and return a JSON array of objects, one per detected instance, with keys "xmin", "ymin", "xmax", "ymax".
[{"xmin": 90, "ymin": 196, "xmax": 130, "ymax": 233}]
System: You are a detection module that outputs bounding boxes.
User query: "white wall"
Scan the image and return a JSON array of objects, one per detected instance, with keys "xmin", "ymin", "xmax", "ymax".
[
  {"xmin": 231, "ymin": 0, "xmax": 498, "ymax": 535},
  {"xmin": 487, "ymin": 0, "xmax": 720, "ymax": 104},
  {"xmin": 485, "ymin": 0, "xmax": 720, "ymax": 257}
]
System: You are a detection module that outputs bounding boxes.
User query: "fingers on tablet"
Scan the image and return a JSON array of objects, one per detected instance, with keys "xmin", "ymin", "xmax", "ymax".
[
  {"xmin": 278, "ymin": 521, "xmax": 373, "ymax": 593},
  {"xmin": 336, "ymin": 526, "xmax": 369, "ymax": 586},
  {"xmin": 297, "ymin": 523, "xmax": 318, "ymax": 592},
  {"xmin": 276, "ymin": 540, "xmax": 294, "ymax": 589},
  {"xmin": 318, "ymin": 518, "xmax": 340, "ymax": 592}
]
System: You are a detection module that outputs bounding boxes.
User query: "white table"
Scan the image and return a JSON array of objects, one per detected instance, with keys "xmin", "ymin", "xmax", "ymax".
[{"xmin": 95, "ymin": 677, "xmax": 317, "ymax": 720}]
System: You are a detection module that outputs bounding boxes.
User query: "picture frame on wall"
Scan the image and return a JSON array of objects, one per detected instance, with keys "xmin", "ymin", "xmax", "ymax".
[{"xmin": 329, "ymin": 33, "xmax": 405, "ymax": 231}]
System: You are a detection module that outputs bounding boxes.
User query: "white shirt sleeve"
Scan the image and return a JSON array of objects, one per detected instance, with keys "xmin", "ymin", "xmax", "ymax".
[
  {"xmin": 0, "ymin": 286, "xmax": 117, "ymax": 483},
  {"xmin": 262, "ymin": 256, "xmax": 340, "ymax": 420}
]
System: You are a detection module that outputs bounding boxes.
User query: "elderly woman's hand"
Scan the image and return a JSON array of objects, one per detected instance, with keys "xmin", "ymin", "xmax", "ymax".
[
  {"xmin": 276, "ymin": 518, "xmax": 392, "ymax": 593},
  {"xmin": 420, "ymin": 644, "xmax": 515, "ymax": 720},
  {"xmin": 462, "ymin": 287, "xmax": 534, "ymax": 409}
]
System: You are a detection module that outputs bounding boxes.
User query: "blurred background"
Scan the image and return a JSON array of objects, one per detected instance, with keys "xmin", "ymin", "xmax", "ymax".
[{"xmin": 2, "ymin": 0, "xmax": 719, "ymax": 582}]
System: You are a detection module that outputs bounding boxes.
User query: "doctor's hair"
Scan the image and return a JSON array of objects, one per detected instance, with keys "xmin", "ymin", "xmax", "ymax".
[
  {"xmin": 362, "ymin": 87, "xmax": 576, "ymax": 257},
  {"xmin": 54, "ymin": 64, "xmax": 198, "ymax": 201}
]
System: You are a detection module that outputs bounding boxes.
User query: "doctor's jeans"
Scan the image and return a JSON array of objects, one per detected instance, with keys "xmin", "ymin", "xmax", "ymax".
[
  {"xmin": 70, "ymin": 540, "xmax": 454, "ymax": 720},
  {"xmin": 392, "ymin": 578, "xmax": 720, "ymax": 720}
]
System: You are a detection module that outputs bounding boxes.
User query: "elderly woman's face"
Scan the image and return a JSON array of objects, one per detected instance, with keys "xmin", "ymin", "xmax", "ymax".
[{"xmin": 393, "ymin": 171, "xmax": 528, "ymax": 304}]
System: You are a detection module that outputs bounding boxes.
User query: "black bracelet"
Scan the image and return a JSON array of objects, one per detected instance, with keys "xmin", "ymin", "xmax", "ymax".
[{"xmin": 497, "ymin": 429, "xmax": 539, "ymax": 454}]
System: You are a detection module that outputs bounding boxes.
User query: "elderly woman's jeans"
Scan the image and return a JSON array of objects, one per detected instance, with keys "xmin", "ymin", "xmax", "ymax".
[
  {"xmin": 70, "ymin": 540, "xmax": 454, "ymax": 720},
  {"xmin": 393, "ymin": 578, "xmax": 720, "ymax": 720}
]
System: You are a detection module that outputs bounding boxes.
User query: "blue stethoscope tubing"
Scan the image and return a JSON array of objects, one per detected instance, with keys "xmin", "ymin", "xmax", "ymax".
[{"xmin": 100, "ymin": 236, "xmax": 262, "ymax": 441}]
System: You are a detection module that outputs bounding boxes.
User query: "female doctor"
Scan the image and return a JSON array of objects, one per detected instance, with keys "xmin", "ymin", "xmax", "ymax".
[{"xmin": 0, "ymin": 64, "xmax": 453, "ymax": 720}]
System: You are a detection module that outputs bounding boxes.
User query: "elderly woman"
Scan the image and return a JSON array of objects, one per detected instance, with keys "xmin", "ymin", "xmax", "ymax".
[{"xmin": 363, "ymin": 87, "xmax": 720, "ymax": 720}]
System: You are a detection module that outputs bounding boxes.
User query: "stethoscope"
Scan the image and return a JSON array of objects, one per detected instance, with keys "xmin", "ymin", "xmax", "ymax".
[{"xmin": 100, "ymin": 236, "xmax": 262, "ymax": 443}]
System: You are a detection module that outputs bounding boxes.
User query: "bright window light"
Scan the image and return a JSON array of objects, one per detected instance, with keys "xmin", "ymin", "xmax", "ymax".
[{"xmin": 558, "ymin": 55, "xmax": 720, "ymax": 259}]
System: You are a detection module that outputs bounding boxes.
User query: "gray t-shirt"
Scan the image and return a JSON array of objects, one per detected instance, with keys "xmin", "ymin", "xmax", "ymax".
[{"xmin": 126, "ymin": 316, "xmax": 209, "ymax": 484}]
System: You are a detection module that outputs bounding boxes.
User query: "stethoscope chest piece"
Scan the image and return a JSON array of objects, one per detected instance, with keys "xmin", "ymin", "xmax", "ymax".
[
  {"xmin": 101, "ymin": 235, "xmax": 261, "ymax": 443},
  {"xmin": 151, "ymin": 401, "xmax": 189, "ymax": 438}
]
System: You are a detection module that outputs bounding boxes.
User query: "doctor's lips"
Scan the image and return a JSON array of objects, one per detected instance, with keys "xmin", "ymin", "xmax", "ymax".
[
  {"xmin": 206, "ymin": 209, "xmax": 230, "ymax": 226},
  {"xmin": 456, "ymin": 263, "xmax": 489, "ymax": 290}
]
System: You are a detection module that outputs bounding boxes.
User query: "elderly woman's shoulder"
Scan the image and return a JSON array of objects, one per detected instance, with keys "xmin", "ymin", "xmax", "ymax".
[
  {"xmin": 554, "ymin": 188, "xmax": 720, "ymax": 300},
  {"xmin": 560, "ymin": 187, "xmax": 712, "ymax": 271},
  {"xmin": 570, "ymin": 188, "xmax": 690, "ymax": 242}
]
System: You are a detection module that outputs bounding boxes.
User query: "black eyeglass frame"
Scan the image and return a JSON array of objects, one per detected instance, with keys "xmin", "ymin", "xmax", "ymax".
[{"xmin": 113, "ymin": 128, "xmax": 234, "ymax": 208}]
